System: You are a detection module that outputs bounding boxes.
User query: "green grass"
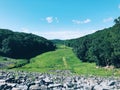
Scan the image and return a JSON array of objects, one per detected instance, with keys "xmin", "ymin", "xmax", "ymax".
[
  {"xmin": 19, "ymin": 47, "xmax": 80, "ymax": 72},
  {"xmin": 0, "ymin": 56, "xmax": 28, "ymax": 69},
  {"xmin": 15, "ymin": 46, "xmax": 120, "ymax": 76}
]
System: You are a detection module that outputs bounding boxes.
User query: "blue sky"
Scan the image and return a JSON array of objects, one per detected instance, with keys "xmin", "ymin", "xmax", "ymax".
[{"xmin": 0, "ymin": 0, "xmax": 120, "ymax": 39}]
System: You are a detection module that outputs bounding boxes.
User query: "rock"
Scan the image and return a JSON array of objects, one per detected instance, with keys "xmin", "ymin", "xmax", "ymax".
[
  {"xmin": 94, "ymin": 85, "xmax": 104, "ymax": 90},
  {"xmin": 17, "ymin": 85, "xmax": 28, "ymax": 90},
  {"xmin": 100, "ymin": 81, "xmax": 107, "ymax": 87},
  {"xmin": 12, "ymin": 87, "xmax": 21, "ymax": 90},
  {"xmin": 5, "ymin": 77, "xmax": 15, "ymax": 83},
  {"xmin": 48, "ymin": 83, "xmax": 63, "ymax": 88},
  {"xmin": 43, "ymin": 78, "xmax": 53, "ymax": 85},
  {"xmin": 0, "ymin": 76, "xmax": 5, "ymax": 79},
  {"xmin": 108, "ymin": 81, "xmax": 116, "ymax": 86},
  {"xmin": 40, "ymin": 85, "xmax": 48, "ymax": 90},
  {"xmin": 4, "ymin": 85, "xmax": 12, "ymax": 90},
  {"xmin": 29, "ymin": 84, "xmax": 41, "ymax": 90},
  {"xmin": 0, "ymin": 79, "xmax": 6, "ymax": 84},
  {"xmin": 0, "ymin": 70, "xmax": 120, "ymax": 90},
  {"xmin": 0, "ymin": 84, "xmax": 7, "ymax": 90}
]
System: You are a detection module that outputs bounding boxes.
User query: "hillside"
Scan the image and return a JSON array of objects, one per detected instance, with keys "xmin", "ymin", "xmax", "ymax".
[
  {"xmin": 0, "ymin": 56, "xmax": 28, "ymax": 69},
  {"xmin": 19, "ymin": 46, "xmax": 81, "ymax": 72},
  {"xmin": 66, "ymin": 19, "xmax": 120, "ymax": 68},
  {"xmin": 14, "ymin": 45, "xmax": 120, "ymax": 76},
  {"xmin": 51, "ymin": 39, "xmax": 64, "ymax": 45},
  {"xmin": 0, "ymin": 29, "xmax": 55, "ymax": 59}
]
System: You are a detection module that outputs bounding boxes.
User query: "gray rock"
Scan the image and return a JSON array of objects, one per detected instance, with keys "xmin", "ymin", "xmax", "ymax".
[
  {"xmin": 17, "ymin": 85, "xmax": 28, "ymax": 90},
  {"xmin": 48, "ymin": 83, "xmax": 63, "ymax": 88},
  {"xmin": 29, "ymin": 84, "xmax": 41, "ymax": 90},
  {"xmin": 12, "ymin": 87, "xmax": 21, "ymax": 90},
  {"xmin": 0, "ymin": 84, "xmax": 7, "ymax": 90},
  {"xmin": 108, "ymin": 81, "xmax": 116, "ymax": 86},
  {"xmin": 7, "ymin": 83, "xmax": 16, "ymax": 87},
  {"xmin": 0, "ymin": 70, "xmax": 120, "ymax": 90},
  {"xmin": 40, "ymin": 85, "xmax": 48, "ymax": 90},
  {"xmin": 94, "ymin": 85, "xmax": 104, "ymax": 90}
]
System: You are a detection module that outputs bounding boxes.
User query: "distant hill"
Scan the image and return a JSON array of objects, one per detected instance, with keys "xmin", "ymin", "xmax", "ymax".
[
  {"xmin": 0, "ymin": 29, "xmax": 56, "ymax": 59},
  {"xmin": 51, "ymin": 39, "xmax": 64, "ymax": 45},
  {"xmin": 66, "ymin": 17, "xmax": 120, "ymax": 68}
]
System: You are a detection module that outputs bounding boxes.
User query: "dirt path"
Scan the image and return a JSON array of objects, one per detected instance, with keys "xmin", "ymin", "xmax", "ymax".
[{"xmin": 62, "ymin": 57, "xmax": 67, "ymax": 68}]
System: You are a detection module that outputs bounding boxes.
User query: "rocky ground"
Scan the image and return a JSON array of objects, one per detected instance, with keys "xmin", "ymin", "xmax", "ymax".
[{"xmin": 0, "ymin": 70, "xmax": 120, "ymax": 90}]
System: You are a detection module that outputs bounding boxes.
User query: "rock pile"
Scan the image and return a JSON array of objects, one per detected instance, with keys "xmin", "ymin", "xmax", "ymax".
[{"xmin": 0, "ymin": 70, "xmax": 120, "ymax": 90}]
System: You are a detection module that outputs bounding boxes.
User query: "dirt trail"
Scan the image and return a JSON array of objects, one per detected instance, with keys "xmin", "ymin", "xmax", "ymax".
[{"xmin": 62, "ymin": 57, "xmax": 67, "ymax": 68}]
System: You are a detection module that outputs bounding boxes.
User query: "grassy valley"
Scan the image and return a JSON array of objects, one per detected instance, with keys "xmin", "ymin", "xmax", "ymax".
[
  {"xmin": 14, "ymin": 45, "xmax": 120, "ymax": 76},
  {"xmin": 0, "ymin": 17, "xmax": 120, "ymax": 77}
]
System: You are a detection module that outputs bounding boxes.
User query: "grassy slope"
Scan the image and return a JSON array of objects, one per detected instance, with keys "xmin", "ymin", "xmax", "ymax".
[
  {"xmin": 0, "ymin": 56, "xmax": 27, "ymax": 69},
  {"xmin": 16, "ymin": 46, "xmax": 120, "ymax": 76}
]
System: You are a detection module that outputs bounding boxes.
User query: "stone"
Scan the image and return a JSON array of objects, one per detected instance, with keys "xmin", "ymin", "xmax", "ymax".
[
  {"xmin": 108, "ymin": 81, "xmax": 116, "ymax": 86},
  {"xmin": 48, "ymin": 83, "xmax": 63, "ymax": 88},
  {"xmin": 7, "ymin": 83, "xmax": 16, "ymax": 87},
  {"xmin": 40, "ymin": 85, "xmax": 48, "ymax": 90},
  {"xmin": 0, "ymin": 79, "xmax": 6, "ymax": 85},
  {"xmin": 94, "ymin": 85, "xmax": 104, "ymax": 90},
  {"xmin": 17, "ymin": 85, "xmax": 28, "ymax": 90},
  {"xmin": 0, "ymin": 84, "xmax": 7, "ymax": 90},
  {"xmin": 29, "ymin": 84, "xmax": 41, "ymax": 90},
  {"xmin": 0, "ymin": 70, "xmax": 119, "ymax": 90},
  {"xmin": 12, "ymin": 87, "xmax": 21, "ymax": 90}
]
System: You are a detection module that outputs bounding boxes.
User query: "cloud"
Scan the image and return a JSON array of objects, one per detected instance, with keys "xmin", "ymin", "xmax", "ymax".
[
  {"xmin": 55, "ymin": 17, "xmax": 59, "ymax": 23},
  {"xmin": 72, "ymin": 20, "xmax": 81, "ymax": 24},
  {"xmin": 45, "ymin": 17, "xmax": 59, "ymax": 23},
  {"xmin": 19, "ymin": 28, "xmax": 96, "ymax": 40},
  {"xmin": 34, "ymin": 29, "xmax": 96, "ymax": 40},
  {"xmin": 84, "ymin": 19, "xmax": 91, "ymax": 23},
  {"xmin": 37, "ymin": 31, "xmax": 83, "ymax": 40},
  {"xmin": 103, "ymin": 17, "xmax": 113, "ymax": 23},
  {"xmin": 46, "ymin": 17, "xmax": 53, "ymax": 23},
  {"xmin": 20, "ymin": 28, "xmax": 30, "ymax": 33},
  {"xmin": 72, "ymin": 19, "xmax": 91, "ymax": 24}
]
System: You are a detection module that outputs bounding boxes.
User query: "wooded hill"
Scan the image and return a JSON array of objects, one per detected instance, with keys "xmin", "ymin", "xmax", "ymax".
[
  {"xmin": 0, "ymin": 29, "xmax": 56, "ymax": 59},
  {"xmin": 66, "ymin": 17, "xmax": 120, "ymax": 68}
]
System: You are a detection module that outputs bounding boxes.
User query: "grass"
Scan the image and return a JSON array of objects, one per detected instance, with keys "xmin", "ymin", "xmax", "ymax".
[
  {"xmin": 14, "ymin": 45, "xmax": 120, "ymax": 77},
  {"xmin": 18, "ymin": 47, "xmax": 80, "ymax": 72},
  {"xmin": 0, "ymin": 56, "xmax": 28, "ymax": 69}
]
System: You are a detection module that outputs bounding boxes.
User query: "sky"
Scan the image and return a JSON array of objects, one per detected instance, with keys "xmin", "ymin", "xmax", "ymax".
[{"xmin": 0, "ymin": 0, "xmax": 120, "ymax": 39}]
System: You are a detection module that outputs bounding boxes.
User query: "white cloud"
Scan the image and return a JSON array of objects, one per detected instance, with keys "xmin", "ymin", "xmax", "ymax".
[
  {"xmin": 55, "ymin": 17, "xmax": 59, "ymax": 23},
  {"xmin": 103, "ymin": 17, "xmax": 113, "ymax": 23},
  {"xmin": 84, "ymin": 19, "xmax": 91, "ymax": 23},
  {"xmin": 37, "ymin": 31, "xmax": 83, "ymax": 40},
  {"xmin": 20, "ymin": 28, "xmax": 30, "ymax": 33},
  {"xmin": 19, "ymin": 28, "xmax": 96, "ymax": 40},
  {"xmin": 118, "ymin": 4, "xmax": 120, "ymax": 9},
  {"xmin": 72, "ymin": 20, "xmax": 81, "ymax": 24},
  {"xmin": 46, "ymin": 17, "xmax": 53, "ymax": 23},
  {"xmin": 34, "ymin": 30, "xmax": 96, "ymax": 40},
  {"xmin": 45, "ymin": 17, "xmax": 59, "ymax": 23},
  {"xmin": 72, "ymin": 19, "xmax": 91, "ymax": 24}
]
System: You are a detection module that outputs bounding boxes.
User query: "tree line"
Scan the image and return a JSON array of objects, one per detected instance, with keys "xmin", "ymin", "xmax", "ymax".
[
  {"xmin": 0, "ymin": 29, "xmax": 56, "ymax": 59},
  {"xmin": 66, "ymin": 17, "xmax": 120, "ymax": 68}
]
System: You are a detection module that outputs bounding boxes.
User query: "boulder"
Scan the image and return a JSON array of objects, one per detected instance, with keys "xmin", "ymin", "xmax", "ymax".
[{"xmin": 29, "ymin": 84, "xmax": 41, "ymax": 90}]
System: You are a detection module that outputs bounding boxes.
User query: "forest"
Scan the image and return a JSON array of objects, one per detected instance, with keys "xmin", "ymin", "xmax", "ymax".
[
  {"xmin": 66, "ymin": 17, "xmax": 120, "ymax": 68},
  {"xmin": 0, "ymin": 29, "xmax": 56, "ymax": 59}
]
